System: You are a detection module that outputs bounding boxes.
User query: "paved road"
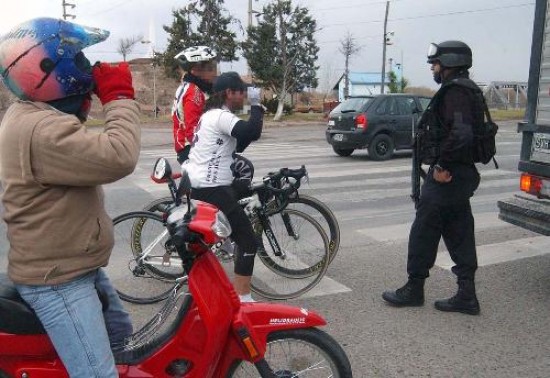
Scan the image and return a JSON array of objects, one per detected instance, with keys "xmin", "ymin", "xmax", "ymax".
[{"xmin": 2, "ymin": 120, "xmax": 549, "ymax": 376}]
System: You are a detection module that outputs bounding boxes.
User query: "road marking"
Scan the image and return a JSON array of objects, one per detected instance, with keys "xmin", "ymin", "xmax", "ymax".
[
  {"xmin": 251, "ymin": 262, "xmax": 352, "ymax": 299},
  {"xmin": 356, "ymin": 212, "xmax": 507, "ymax": 242},
  {"xmin": 435, "ymin": 235, "xmax": 550, "ymax": 270}
]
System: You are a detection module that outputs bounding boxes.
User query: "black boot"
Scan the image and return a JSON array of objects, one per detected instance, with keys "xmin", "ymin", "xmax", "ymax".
[
  {"xmin": 434, "ymin": 279, "xmax": 480, "ymax": 315},
  {"xmin": 382, "ymin": 278, "xmax": 425, "ymax": 306}
]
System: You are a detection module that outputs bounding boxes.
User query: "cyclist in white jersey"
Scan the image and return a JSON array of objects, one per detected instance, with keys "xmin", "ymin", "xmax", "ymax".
[{"xmin": 184, "ymin": 72, "xmax": 264, "ymax": 302}]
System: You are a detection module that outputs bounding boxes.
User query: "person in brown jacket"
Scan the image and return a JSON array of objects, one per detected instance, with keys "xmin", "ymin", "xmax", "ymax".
[{"xmin": 0, "ymin": 18, "xmax": 140, "ymax": 377}]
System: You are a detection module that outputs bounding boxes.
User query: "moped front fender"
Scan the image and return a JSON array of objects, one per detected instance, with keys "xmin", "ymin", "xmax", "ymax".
[{"xmin": 240, "ymin": 302, "xmax": 326, "ymax": 340}]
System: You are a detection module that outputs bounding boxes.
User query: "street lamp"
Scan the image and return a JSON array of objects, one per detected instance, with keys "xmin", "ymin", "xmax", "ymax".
[
  {"xmin": 141, "ymin": 40, "xmax": 157, "ymax": 119},
  {"xmin": 381, "ymin": 31, "xmax": 393, "ymax": 94}
]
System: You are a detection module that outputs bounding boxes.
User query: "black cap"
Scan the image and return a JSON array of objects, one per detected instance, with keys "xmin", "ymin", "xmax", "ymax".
[{"xmin": 213, "ymin": 71, "xmax": 246, "ymax": 93}]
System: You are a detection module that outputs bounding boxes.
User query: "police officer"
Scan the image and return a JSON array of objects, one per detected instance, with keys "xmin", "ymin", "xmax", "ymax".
[{"xmin": 382, "ymin": 41, "xmax": 482, "ymax": 315}]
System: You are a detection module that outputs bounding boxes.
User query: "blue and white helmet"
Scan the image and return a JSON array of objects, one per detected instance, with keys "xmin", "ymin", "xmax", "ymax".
[{"xmin": 0, "ymin": 17, "xmax": 109, "ymax": 101}]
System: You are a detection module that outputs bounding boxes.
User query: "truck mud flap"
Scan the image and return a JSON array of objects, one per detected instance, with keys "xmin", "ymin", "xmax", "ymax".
[{"xmin": 497, "ymin": 194, "xmax": 550, "ymax": 236}]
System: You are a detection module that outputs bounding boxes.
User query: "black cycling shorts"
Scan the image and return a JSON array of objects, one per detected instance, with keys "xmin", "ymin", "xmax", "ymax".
[{"xmin": 191, "ymin": 185, "xmax": 258, "ymax": 276}]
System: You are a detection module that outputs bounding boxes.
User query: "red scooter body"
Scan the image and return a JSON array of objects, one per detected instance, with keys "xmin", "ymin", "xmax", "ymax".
[{"xmin": 0, "ymin": 200, "xmax": 326, "ymax": 377}]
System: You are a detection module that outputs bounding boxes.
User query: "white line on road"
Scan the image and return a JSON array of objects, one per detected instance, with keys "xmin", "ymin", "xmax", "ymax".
[{"xmin": 435, "ymin": 235, "xmax": 550, "ymax": 270}]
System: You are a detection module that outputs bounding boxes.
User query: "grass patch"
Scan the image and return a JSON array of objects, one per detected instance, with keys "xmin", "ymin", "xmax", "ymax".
[
  {"xmin": 84, "ymin": 107, "xmax": 525, "ymax": 128},
  {"xmin": 490, "ymin": 108, "xmax": 525, "ymax": 122}
]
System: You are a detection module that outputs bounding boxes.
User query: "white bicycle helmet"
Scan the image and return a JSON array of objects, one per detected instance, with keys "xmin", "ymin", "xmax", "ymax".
[{"xmin": 174, "ymin": 46, "xmax": 216, "ymax": 71}]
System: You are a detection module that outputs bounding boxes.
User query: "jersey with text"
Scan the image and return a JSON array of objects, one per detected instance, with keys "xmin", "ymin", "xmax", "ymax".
[{"xmin": 184, "ymin": 108, "xmax": 240, "ymax": 188}]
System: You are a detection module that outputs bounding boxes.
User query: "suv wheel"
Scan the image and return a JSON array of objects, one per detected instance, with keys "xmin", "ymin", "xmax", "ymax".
[
  {"xmin": 368, "ymin": 134, "xmax": 394, "ymax": 160},
  {"xmin": 332, "ymin": 147, "xmax": 354, "ymax": 157}
]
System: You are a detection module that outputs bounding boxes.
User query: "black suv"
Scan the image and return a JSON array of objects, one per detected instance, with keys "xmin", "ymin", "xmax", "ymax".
[{"xmin": 325, "ymin": 94, "xmax": 431, "ymax": 160}]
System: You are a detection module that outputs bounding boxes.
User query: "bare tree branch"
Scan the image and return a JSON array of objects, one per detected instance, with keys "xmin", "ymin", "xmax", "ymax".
[
  {"xmin": 339, "ymin": 31, "xmax": 361, "ymax": 98},
  {"xmin": 117, "ymin": 35, "xmax": 144, "ymax": 61}
]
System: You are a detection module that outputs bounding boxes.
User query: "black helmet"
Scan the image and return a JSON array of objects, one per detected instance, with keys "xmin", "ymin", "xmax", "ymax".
[
  {"xmin": 427, "ymin": 41, "xmax": 472, "ymax": 69},
  {"xmin": 212, "ymin": 71, "xmax": 246, "ymax": 93}
]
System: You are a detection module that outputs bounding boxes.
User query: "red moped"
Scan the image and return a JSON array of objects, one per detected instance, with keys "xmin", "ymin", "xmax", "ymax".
[{"xmin": 0, "ymin": 158, "xmax": 352, "ymax": 378}]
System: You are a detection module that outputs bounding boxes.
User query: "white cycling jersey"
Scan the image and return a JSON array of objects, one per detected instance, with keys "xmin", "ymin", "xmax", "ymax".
[{"xmin": 183, "ymin": 107, "xmax": 240, "ymax": 188}]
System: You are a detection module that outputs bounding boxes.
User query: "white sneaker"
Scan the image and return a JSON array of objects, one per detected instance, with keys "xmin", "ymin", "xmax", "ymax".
[{"xmin": 239, "ymin": 294, "xmax": 256, "ymax": 303}]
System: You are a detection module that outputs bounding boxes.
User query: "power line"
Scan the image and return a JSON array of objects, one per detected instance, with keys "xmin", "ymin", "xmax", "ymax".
[
  {"xmin": 321, "ymin": 2, "xmax": 534, "ymax": 28},
  {"xmin": 87, "ymin": 0, "xmax": 135, "ymax": 17},
  {"xmin": 312, "ymin": 0, "xmax": 406, "ymax": 12}
]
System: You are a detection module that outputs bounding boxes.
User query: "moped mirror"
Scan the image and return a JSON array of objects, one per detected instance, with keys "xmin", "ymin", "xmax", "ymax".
[
  {"xmin": 152, "ymin": 158, "xmax": 172, "ymax": 181},
  {"xmin": 176, "ymin": 169, "xmax": 192, "ymax": 198}
]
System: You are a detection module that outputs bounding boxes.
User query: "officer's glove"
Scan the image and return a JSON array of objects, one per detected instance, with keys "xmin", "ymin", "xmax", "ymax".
[{"xmin": 92, "ymin": 62, "xmax": 135, "ymax": 105}]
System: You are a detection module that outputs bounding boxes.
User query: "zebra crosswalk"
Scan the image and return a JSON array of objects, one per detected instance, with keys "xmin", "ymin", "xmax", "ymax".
[{"xmin": 130, "ymin": 131, "xmax": 550, "ymax": 297}]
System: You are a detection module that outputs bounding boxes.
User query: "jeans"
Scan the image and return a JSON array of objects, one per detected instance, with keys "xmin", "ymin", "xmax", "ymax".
[
  {"xmin": 95, "ymin": 268, "xmax": 133, "ymax": 346},
  {"xmin": 15, "ymin": 269, "xmax": 132, "ymax": 377}
]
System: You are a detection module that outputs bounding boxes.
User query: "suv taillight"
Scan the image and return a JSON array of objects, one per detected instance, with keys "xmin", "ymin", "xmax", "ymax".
[
  {"xmin": 355, "ymin": 114, "xmax": 368, "ymax": 130},
  {"xmin": 520, "ymin": 173, "xmax": 543, "ymax": 196}
]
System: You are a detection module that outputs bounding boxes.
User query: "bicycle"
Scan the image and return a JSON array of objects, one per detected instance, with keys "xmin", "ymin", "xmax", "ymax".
[
  {"xmin": 107, "ymin": 167, "xmax": 331, "ymax": 303},
  {"xmin": 145, "ymin": 165, "xmax": 341, "ymax": 265}
]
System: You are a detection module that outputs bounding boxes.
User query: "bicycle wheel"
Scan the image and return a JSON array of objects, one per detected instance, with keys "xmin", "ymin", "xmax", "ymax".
[
  {"xmin": 250, "ymin": 209, "xmax": 330, "ymax": 300},
  {"xmin": 143, "ymin": 196, "xmax": 174, "ymax": 213},
  {"xmin": 286, "ymin": 194, "xmax": 341, "ymax": 264},
  {"xmin": 107, "ymin": 211, "xmax": 181, "ymax": 304},
  {"xmin": 227, "ymin": 328, "xmax": 353, "ymax": 377}
]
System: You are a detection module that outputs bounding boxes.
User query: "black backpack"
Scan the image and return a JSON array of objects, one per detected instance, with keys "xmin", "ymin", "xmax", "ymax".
[{"xmin": 427, "ymin": 78, "xmax": 499, "ymax": 168}]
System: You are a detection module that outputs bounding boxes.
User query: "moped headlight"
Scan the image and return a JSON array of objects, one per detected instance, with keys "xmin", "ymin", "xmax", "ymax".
[{"xmin": 213, "ymin": 210, "xmax": 232, "ymax": 238}]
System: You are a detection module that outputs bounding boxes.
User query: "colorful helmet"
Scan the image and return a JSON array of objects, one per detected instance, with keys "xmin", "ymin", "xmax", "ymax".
[
  {"xmin": 0, "ymin": 17, "xmax": 109, "ymax": 102},
  {"xmin": 427, "ymin": 41, "xmax": 472, "ymax": 69},
  {"xmin": 174, "ymin": 46, "xmax": 217, "ymax": 71}
]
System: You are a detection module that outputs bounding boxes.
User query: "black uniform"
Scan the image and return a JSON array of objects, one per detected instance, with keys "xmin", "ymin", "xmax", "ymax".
[{"xmin": 407, "ymin": 71, "xmax": 481, "ymax": 281}]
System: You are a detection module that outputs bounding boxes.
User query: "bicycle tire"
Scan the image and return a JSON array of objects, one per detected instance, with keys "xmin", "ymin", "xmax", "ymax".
[
  {"xmin": 143, "ymin": 196, "xmax": 175, "ymax": 213},
  {"xmin": 145, "ymin": 194, "xmax": 341, "ymax": 266},
  {"xmin": 227, "ymin": 328, "xmax": 353, "ymax": 377},
  {"xmin": 286, "ymin": 194, "xmax": 341, "ymax": 264},
  {"xmin": 249, "ymin": 209, "xmax": 330, "ymax": 300},
  {"xmin": 257, "ymin": 207, "xmax": 330, "ymax": 279},
  {"xmin": 108, "ymin": 211, "xmax": 180, "ymax": 304}
]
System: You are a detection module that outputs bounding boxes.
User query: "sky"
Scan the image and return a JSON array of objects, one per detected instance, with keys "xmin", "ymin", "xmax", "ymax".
[{"xmin": 0, "ymin": 0, "xmax": 537, "ymax": 90}]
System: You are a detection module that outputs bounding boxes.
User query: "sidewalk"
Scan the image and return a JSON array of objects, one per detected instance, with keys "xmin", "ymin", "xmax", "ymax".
[{"xmin": 140, "ymin": 118, "xmax": 326, "ymax": 148}]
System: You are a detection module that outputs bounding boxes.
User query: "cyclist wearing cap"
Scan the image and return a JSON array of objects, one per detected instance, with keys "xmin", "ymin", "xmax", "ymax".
[
  {"xmin": 172, "ymin": 45, "xmax": 217, "ymax": 164},
  {"xmin": 184, "ymin": 71, "xmax": 264, "ymax": 302},
  {"xmin": 0, "ymin": 18, "xmax": 139, "ymax": 377}
]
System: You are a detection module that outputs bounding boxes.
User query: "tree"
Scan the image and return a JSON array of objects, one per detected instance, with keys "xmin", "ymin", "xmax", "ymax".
[
  {"xmin": 117, "ymin": 35, "xmax": 143, "ymax": 61},
  {"xmin": 243, "ymin": 0, "xmax": 319, "ymax": 121},
  {"xmin": 162, "ymin": 0, "xmax": 240, "ymax": 79},
  {"xmin": 338, "ymin": 32, "xmax": 361, "ymax": 99},
  {"xmin": 388, "ymin": 70, "xmax": 409, "ymax": 93}
]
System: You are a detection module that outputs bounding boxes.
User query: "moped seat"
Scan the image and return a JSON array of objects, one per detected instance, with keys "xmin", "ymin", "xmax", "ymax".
[{"xmin": 0, "ymin": 273, "xmax": 45, "ymax": 335}]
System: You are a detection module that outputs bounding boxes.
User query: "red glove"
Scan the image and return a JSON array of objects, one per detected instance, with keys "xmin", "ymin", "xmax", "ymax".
[{"xmin": 92, "ymin": 62, "xmax": 135, "ymax": 105}]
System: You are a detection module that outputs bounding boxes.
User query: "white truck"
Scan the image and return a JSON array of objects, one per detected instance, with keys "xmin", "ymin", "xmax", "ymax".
[{"xmin": 498, "ymin": 0, "xmax": 550, "ymax": 234}]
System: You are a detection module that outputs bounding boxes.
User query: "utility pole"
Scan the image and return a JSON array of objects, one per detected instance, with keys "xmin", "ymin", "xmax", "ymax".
[
  {"xmin": 247, "ymin": 0, "xmax": 263, "ymax": 77},
  {"xmin": 62, "ymin": 0, "xmax": 76, "ymax": 20},
  {"xmin": 381, "ymin": 0, "xmax": 390, "ymax": 94},
  {"xmin": 247, "ymin": 0, "xmax": 258, "ymax": 77},
  {"xmin": 141, "ymin": 40, "xmax": 157, "ymax": 119},
  {"xmin": 248, "ymin": 0, "xmax": 253, "ymax": 31}
]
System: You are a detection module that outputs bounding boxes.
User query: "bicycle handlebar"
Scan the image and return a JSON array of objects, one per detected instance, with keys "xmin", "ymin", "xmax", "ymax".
[{"xmin": 248, "ymin": 165, "xmax": 308, "ymax": 214}]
